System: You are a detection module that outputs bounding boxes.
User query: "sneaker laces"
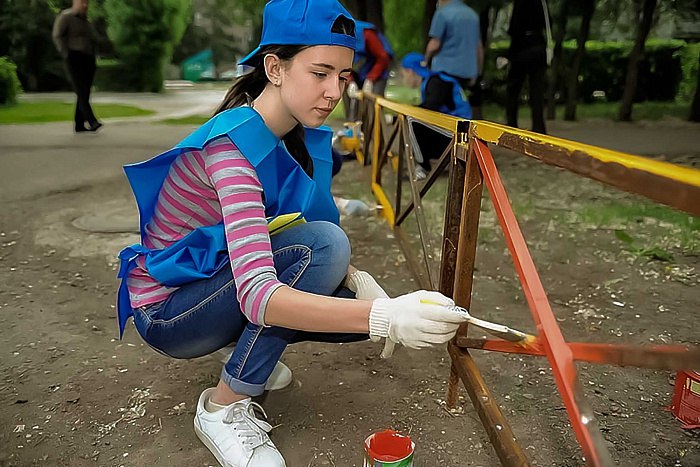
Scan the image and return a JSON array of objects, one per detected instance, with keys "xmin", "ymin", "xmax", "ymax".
[{"xmin": 222, "ymin": 401, "xmax": 273, "ymax": 450}]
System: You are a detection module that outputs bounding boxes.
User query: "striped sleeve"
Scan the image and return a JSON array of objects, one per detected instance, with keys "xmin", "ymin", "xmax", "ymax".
[{"xmin": 202, "ymin": 136, "xmax": 283, "ymax": 325}]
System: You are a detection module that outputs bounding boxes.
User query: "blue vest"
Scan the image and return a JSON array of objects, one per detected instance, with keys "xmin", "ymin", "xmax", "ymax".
[
  {"xmin": 422, "ymin": 72, "xmax": 472, "ymax": 120},
  {"xmin": 116, "ymin": 106, "xmax": 339, "ymax": 337},
  {"xmin": 354, "ymin": 21, "xmax": 394, "ymax": 82}
]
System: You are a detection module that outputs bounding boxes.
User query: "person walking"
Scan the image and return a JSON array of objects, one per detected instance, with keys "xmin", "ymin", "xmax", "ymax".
[
  {"xmin": 505, "ymin": 0, "xmax": 549, "ymax": 134},
  {"xmin": 115, "ymin": 1, "xmax": 468, "ymax": 466},
  {"xmin": 424, "ymin": 0, "xmax": 483, "ymax": 119},
  {"xmin": 52, "ymin": 0, "xmax": 102, "ymax": 133}
]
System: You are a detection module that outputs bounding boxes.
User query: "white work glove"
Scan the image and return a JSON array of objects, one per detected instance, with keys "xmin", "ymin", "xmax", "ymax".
[
  {"xmin": 362, "ymin": 79, "xmax": 374, "ymax": 95},
  {"xmin": 369, "ymin": 291, "xmax": 466, "ymax": 350},
  {"xmin": 347, "ymin": 270, "xmax": 396, "ymax": 357},
  {"xmin": 346, "ymin": 270, "xmax": 389, "ymax": 299},
  {"xmin": 496, "ymin": 56, "xmax": 509, "ymax": 70}
]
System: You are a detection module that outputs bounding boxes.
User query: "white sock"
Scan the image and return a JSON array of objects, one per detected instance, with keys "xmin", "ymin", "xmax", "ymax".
[{"xmin": 204, "ymin": 396, "xmax": 228, "ymax": 413}]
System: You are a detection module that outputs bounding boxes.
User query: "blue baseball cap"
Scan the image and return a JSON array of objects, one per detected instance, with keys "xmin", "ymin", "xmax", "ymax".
[
  {"xmin": 238, "ymin": 0, "xmax": 357, "ymax": 67},
  {"xmin": 401, "ymin": 52, "xmax": 430, "ymax": 79}
]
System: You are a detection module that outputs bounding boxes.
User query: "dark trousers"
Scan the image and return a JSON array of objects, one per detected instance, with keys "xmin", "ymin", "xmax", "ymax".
[
  {"xmin": 66, "ymin": 50, "xmax": 98, "ymax": 130},
  {"xmin": 506, "ymin": 51, "xmax": 547, "ymax": 134},
  {"xmin": 410, "ymin": 121, "xmax": 452, "ymax": 172},
  {"xmin": 423, "ymin": 73, "xmax": 483, "ymax": 115}
]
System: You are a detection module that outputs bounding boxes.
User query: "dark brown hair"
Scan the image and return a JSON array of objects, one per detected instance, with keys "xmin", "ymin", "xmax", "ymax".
[{"xmin": 214, "ymin": 45, "xmax": 314, "ymax": 176}]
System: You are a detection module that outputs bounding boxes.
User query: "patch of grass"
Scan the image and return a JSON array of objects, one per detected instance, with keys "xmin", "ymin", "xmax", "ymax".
[
  {"xmin": 577, "ymin": 200, "xmax": 699, "ymax": 256},
  {"xmin": 381, "ymin": 83, "xmax": 690, "ymax": 122},
  {"xmin": 161, "ymin": 115, "xmax": 209, "ymax": 125},
  {"xmin": 385, "ymin": 85, "xmax": 420, "ymax": 105},
  {"xmin": 481, "ymin": 101, "xmax": 690, "ymax": 122},
  {"xmin": 0, "ymin": 101, "xmax": 153, "ymax": 124}
]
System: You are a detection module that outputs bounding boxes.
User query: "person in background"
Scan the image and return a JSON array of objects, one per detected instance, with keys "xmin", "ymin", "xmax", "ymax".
[
  {"xmin": 343, "ymin": 20, "xmax": 394, "ymax": 121},
  {"xmin": 353, "ymin": 21, "xmax": 393, "ymax": 97},
  {"xmin": 424, "ymin": 0, "xmax": 483, "ymax": 120},
  {"xmin": 401, "ymin": 52, "xmax": 471, "ymax": 120},
  {"xmin": 52, "ymin": 0, "xmax": 102, "ymax": 133},
  {"xmin": 401, "ymin": 52, "xmax": 470, "ymax": 178},
  {"xmin": 505, "ymin": 0, "xmax": 548, "ymax": 134}
]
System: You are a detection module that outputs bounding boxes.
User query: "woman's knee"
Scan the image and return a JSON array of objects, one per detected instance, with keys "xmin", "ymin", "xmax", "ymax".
[{"xmin": 306, "ymin": 221, "xmax": 351, "ymax": 269}]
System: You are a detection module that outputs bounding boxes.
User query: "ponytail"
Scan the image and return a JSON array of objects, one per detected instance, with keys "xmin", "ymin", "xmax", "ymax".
[{"xmin": 215, "ymin": 45, "xmax": 314, "ymax": 177}]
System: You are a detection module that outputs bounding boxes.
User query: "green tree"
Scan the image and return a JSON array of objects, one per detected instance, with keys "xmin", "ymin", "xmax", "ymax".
[
  {"xmin": 0, "ymin": 0, "xmax": 69, "ymax": 91},
  {"xmin": 618, "ymin": 0, "xmax": 658, "ymax": 121},
  {"xmin": 344, "ymin": 0, "xmax": 385, "ymax": 32},
  {"xmin": 564, "ymin": 0, "xmax": 596, "ymax": 120},
  {"xmin": 104, "ymin": 0, "xmax": 190, "ymax": 92},
  {"xmin": 383, "ymin": 0, "xmax": 425, "ymax": 58},
  {"xmin": 546, "ymin": 0, "xmax": 570, "ymax": 119},
  {"xmin": 690, "ymin": 49, "xmax": 700, "ymax": 121}
]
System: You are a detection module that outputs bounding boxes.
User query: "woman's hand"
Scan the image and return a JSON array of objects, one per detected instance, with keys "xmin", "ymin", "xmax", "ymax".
[
  {"xmin": 346, "ymin": 270, "xmax": 389, "ymax": 300},
  {"xmin": 369, "ymin": 291, "xmax": 466, "ymax": 350}
]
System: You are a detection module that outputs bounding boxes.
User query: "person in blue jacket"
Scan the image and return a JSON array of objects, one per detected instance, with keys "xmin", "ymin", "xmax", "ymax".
[
  {"xmin": 401, "ymin": 52, "xmax": 471, "ymax": 120},
  {"xmin": 115, "ymin": 1, "xmax": 467, "ymax": 466},
  {"xmin": 425, "ymin": 0, "xmax": 483, "ymax": 119},
  {"xmin": 401, "ymin": 52, "xmax": 470, "ymax": 176}
]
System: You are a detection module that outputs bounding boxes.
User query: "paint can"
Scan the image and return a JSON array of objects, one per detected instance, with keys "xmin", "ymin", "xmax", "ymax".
[{"xmin": 363, "ymin": 429, "xmax": 414, "ymax": 466}]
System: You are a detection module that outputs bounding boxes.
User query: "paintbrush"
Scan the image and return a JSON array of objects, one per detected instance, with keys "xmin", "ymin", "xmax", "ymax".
[
  {"xmin": 419, "ymin": 299, "xmax": 537, "ymax": 345},
  {"xmin": 380, "ymin": 301, "xmax": 536, "ymax": 359},
  {"xmin": 445, "ymin": 304, "xmax": 537, "ymax": 345}
]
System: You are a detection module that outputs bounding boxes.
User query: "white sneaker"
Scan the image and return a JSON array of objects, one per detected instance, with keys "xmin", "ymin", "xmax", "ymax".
[
  {"xmin": 215, "ymin": 347, "xmax": 293, "ymax": 391},
  {"xmin": 194, "ymin": 388, "xmax": 286, "ymax": 467},
  {"xmin": 414, "ymin": 165, "xmax": 428, "ymax": 181}
]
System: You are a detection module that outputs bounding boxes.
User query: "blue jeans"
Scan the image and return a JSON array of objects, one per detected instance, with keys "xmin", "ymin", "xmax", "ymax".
[{"xmin": 132, "ymin": 221, "xmax": 368, "ymax": 396}]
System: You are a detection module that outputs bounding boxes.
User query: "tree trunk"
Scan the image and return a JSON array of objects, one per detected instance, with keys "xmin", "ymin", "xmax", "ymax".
[
  {"xmin": 479, "ymin": 6, "xmax": 492, "ymax": 47},
  {"xmin": 343, "ymin": 0, "xmax": 366, "ymax": 21},
  {"xmin": 423, "ymin": 1, "xmax": 437, "ymax": 48},
  {"xmin": 618, "ymin": 0, "xmax": 658, "ymax": 122},
  {"xmin": 365, "ymin": 0, "xmax": 384, "ymax": 32},
  {"xmin": 564, "ymin": 0, "xmax": 594, "ymax": 121},
  {"xmin": 546, "ymin": 0, "xmax": 570, "ymax": 120},
  {"xmin": 690, "ymin": 50, "xmax": 700, "ymax": 122}
]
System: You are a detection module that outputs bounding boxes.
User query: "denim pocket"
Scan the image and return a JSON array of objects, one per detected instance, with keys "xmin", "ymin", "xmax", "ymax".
[{"xmin": 141, "ymin": 301, "xmax": 164, "ymax": 319}]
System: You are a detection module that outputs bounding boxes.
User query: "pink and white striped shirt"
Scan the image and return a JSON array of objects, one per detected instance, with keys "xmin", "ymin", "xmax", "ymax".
[{"xmin": 126, "ymin": 136, "xmax": 284, "ymax": 325}]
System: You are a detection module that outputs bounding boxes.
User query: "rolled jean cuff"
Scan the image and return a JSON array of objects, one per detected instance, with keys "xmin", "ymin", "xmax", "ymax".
[{"xmin": 220, "ymin": 367, "xmax": 266, "ymax": 397}]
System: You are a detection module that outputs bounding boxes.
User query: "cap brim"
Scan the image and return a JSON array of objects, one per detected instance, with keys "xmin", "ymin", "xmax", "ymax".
[{"xmin": 237, "ymin": 46, "xmax": 261, "ymax": 66}]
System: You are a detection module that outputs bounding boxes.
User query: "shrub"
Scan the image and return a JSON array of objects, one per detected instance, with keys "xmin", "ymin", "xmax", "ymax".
[
  {"xmin": 483, "ymin": 39, "xmax": 689, "ymax": 105},
  {"xmin": 104, "ymin": 0, "xmax": 190, "ymax": 92},
  {"xmin": 94, "ymin": 58, "xmax": 136, "ymax": 92},
  {"xmin": 0, "ymin": 57, "xmax": 22, "ymax": 105},
  {"xmin": 677, "ymin": 42, "xmax": 700, "ymax": 103}
]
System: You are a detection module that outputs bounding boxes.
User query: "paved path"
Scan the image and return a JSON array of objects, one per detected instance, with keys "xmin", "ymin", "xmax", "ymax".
[
  {"xmin": 2, "ymin": 91, "xmax": 699, "ymax": 202},
  {"xmin": 19, "ymin": 85, "xmax": 226, "ymax": 122}
]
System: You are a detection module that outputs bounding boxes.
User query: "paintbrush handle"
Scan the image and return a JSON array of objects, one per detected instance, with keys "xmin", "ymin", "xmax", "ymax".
[{"xmin": 420, "ymin": 299, "xmax": 532, "ymax": 343}]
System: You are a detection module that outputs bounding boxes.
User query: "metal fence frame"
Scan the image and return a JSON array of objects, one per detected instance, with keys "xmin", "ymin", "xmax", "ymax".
[{"xmin": 352, "ymin": 92, "xmax": 700, "ymax": 466}]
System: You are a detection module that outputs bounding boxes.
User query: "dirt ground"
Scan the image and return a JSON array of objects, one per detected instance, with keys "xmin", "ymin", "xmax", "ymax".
[{"xmin": 0, "ymin": 118, "xmax": 698, "ymax": 466}]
